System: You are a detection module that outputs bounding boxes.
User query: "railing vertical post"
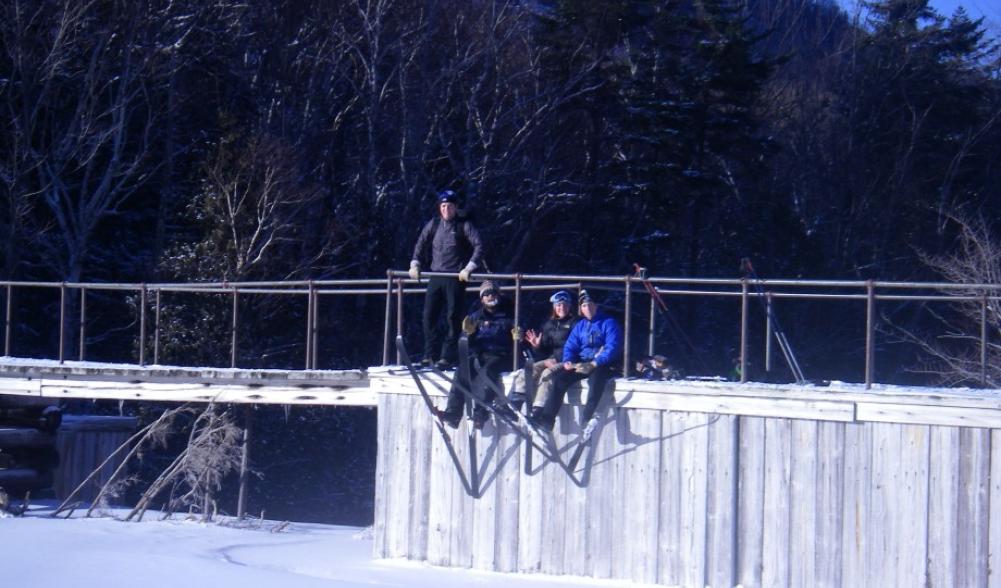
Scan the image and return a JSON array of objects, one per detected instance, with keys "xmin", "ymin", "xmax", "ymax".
[
  {"xmin": 648, "ymin": 296, "xmax": 656, "ymax": 357},
  {"xmin": 981, "ymin": 292, "xmax": 988, "ymax": 387},
  {"xmin": 59, "ymin": 282, "xmax": 66, "ymax": 363},
  {"xmin": 304, "ymin": 282, "xmax": 313, "ymax": 370},
  {"xmin": 623, "ymin": 276, "xmax": 632, "ymax": 378},
  {"xmin": 865, "ymin": 280, "xmax": 875, "ymax": 389},
  {"xmin": 740, "ymin": 279, "xmax": 748, "ymax": 383},
  {"xmin": 236, "ymin": 404, "xmax": 254, "ymax": 519},
  {"xmin": 311, "ymin": 287, "xmax": 319, "ymax": 370},
  {"xmin": 139, "ymin": 285, "xmax": 147, "ymax": 366},
  {"xmin": 79, "ymin": 288, "xmax": 87, "ymax": 362},
  {"xmin": 764, "ymin": 293, "xmax": 773, "ymax": 374},
  {"xmin": 395, "ymin": 279, "xmax": 404, "ymax": 365},
  {"xmin": 231, "ymin": 287, "xmax": 238, "ymax": 369},
  {"xmin": 154, "ymin": 289, "xmax": 161, "ymax": 365},
  {"xmin": 4, "ymin": 283, "xmax": 10, "ymax": 356},
  {"xmin": 383, "ymin": 272, "xmax": 393, "ymax": 365},
  {"xmin": 513, "ymin": 274, "xmax": 522, "ymax": 371}
]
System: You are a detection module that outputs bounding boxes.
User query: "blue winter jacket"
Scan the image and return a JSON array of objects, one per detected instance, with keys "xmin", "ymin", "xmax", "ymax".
[
  {"xmin": 468, "ymin": 302, "xmax": 516, "ymax": 358},
  {"xmin": 561, "ymin": 311, "xmax": 621, "ymax": 367}
]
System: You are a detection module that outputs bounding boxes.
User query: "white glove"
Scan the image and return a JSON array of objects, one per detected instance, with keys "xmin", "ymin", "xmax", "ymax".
[
  {"xmin": 408, "ymin": 261, "xmax": 420, "ymax": 281},
  {"xmin": 458, "ymin": 268, "xmax": 471, "ymax": 282}
]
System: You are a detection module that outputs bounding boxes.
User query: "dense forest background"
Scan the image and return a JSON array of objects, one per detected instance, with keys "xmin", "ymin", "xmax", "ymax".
[{"xmin": 2, "ymin": 0, "xmax": 1000, "ymax": 523}]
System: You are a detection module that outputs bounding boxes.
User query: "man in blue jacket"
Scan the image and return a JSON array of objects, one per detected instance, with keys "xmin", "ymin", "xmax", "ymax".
[{"xmin": 529, "ymin": 289, "xmax": 620, "ymax": 432}]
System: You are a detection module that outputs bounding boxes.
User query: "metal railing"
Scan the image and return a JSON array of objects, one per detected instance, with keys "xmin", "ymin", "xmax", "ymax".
[{"xmin": 1, "ymin": 271, "xmax": 999, "ymax": 389}]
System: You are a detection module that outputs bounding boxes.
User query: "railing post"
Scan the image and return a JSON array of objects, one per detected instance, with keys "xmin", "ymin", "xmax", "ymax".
[
  {"xmin": 383, "ymin": 272, "xmax": 393, "ymax": 365},
  {"xmin": 59, "ymin": 282, "xmax": 66, "ymax": 363},
  {"xmin": 764, "ymin": 293, "xmax": 773, "ymax": 374},
  {"xmin": 139, "ymin": 284, "xmax": 147, "ymax": 366},
  {"xmin": 304, "ymin": 281, "xmax": 314, "ymax": 370},
  {"xmin": 154, "ymin": 289, "xmax": 161, "ymax": 365},
  {"xmin": 623, "ymin": 275, "xmax": 632, "ymax": 378},
  {"xmin": 865, "ymin": 280, "xmax": 875, "ymax": 389},
  {"xmin": 395, "ymin": 279, "xmax": 404, "ymax": 365},
  {"xmin": 79, "ymin": 288, "xmax": 87, "ymax": 362},
  {"xmin": 513, "ymin": 274, "xmax": 522, "ymax": 371},
  {"xmin": 4, "ymin": 283, "xmax": 10, "ymax": 356},
  {"xmin": 739, "ymin": 279, "xmax": 748, "ymax": 383},
  {"xmin": 981, "ymin": 292, "xmax": 988, "ymax": 387},
  {"xmin": 648, "ymin": 296, "xmax": 656, "ymax": 357},
  {"xmin": 311, "ymin": 286, "xmax": 319, "ymax": 370},
  {"xmin": 231, "ymin": 286, "xmax": 239, "ymax": 369},
  {"xmin": 236, "ymin": 404, "xmax": 254, "ymax": 519}
]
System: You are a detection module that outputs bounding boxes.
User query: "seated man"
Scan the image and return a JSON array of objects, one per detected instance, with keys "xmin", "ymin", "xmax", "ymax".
[
  {"xmin": 438, "ymin": 281, "xmax": 519, "ymax": 429},
  {"xmin": 529, "ymin": 290, "xmax": 620, "ymax": 432}
]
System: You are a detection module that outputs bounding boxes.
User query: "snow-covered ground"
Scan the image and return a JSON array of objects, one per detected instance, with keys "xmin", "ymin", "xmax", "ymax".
[{"xmin": 1, "ymin": 505, "xmax": 653, "ymax": 588}]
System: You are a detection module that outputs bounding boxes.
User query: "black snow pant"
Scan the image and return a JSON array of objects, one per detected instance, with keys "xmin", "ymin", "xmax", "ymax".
[
  {"xmin": 445, "ymin": 352, "xmax": 507, "ymax": 421},
  {"xmin": 539, "ymin": 364, "xmax": 614, "ymax": 425},
  {"xmin": 421, "ymin": 275, "xmax": 466, "ymax": 364}
]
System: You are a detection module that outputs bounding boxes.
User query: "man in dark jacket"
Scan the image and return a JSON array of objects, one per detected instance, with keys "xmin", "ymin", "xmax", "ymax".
[
  {"xmin": 409, "ymin": 190, "xmax": 484, "ymax": 368},
  {"xmin": 514, "ymin": 290, "xmax": 579, "ymax": 410},
  {"xmin": 530, "ymin": 290, "xmax": 621, "ymax": 432},
  {"xmin": 438, "ymin": 281, "xmax": 518, "ymax": 429}
]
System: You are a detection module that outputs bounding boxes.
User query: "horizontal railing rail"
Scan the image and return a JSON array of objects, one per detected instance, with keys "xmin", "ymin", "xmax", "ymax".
[{"xmin": 0, "ymin": 271, "xmax": 998, "ymax": 389}]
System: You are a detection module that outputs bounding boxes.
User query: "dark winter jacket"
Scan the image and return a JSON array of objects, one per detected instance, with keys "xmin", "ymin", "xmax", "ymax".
[
  {"xmin": 534, "ymin": 315, "xmax": 579, "ymax": 361},
  {"xmin": 411, "ymin": 216, "xmax": 484, "ymax": 273},
  {"xmin": 467, "ymin": 300, "xmax": 516, "ymax": 359},
  {"xmin": 562, "ymin": 311, "xmax": 621, "ymax": 367}
]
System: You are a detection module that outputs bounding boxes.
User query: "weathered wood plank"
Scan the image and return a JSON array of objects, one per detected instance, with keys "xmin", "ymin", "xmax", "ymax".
[
  {"xmin": 679, "ymin": 412, "xmax": 709, "ymax": 588},
  {"xmin": 373, "ymin": 394, "xmax": 392, "ymax": 558},
  {"xmin": 585, "ymin": 405, "xmax": 618, "ymax": 579},
  {"xmin": 539, "ymin": 403, "xmax": 571, "ymax": 575},
  {"xmin": 705, "ymin": 414, "xmax": 737, "ymax": 588},
  {"xmin": 927, "ymin": 426, "xmax": 959, "ymax": 586},
  {"xmin": 384, "ymin": 394, "xmax": 413, "ymax": 559},
  {"xmin": 761, "ymin": 417, "xmax": 791, "ymax": 588},
  {"xmin": 840, "ymin": 422, "xmax": 870, "ymax": 586},
  {"xmin": 989, "ymin": 429, "xmax": 1001, "ymax": 587},
  {"xmin": 0, "ymin": 377, "xmax": 41, "ymax": 396},
  {"xmin": 857, "ymin": 401, "xmax": 1001, "ymax": 429},
  {"xmin": 561, "ymin": 403, "xmax": 588, "ymax": 577},
  {"xmin": 956, "ymin": 427, "xmax": 990, "ymax": 587},
  {"xmin": 622, "ymin": 407, "xmax": 661, "ymax": 584},
  {"xmin": 471, "ymin": 420, "xmax": 499, "ymax": 571},
  {"xmin": 736, "ymin": 416, "xmax": 765, "ymax": 587},
  {"xmin": 407, "ymin": 396, "xmax": 432, "ymax": 561},
  {"xmin": 895, "ymin": 424, "xmax": 929, "ymax": 586},
  {"xmin": 37, "ymin": 380, "xmax": 376, "ymax": 407},
  {"xmin": 657, "ymin": 411, "xmax": 686, "ymax": 586},
  {"xmin": 614, "ymin": 390, "xmax": 855, "ymax": 422},
  {"xmin": 0, "ymin": 427, "xmax": 55, "ymax": 448},
  {"xmin": 814, "ymin": 420, "xmax": 844, "ymax": 588},
  {"xmin": 493, "ymin": 422, "xmax": 520, "ymax": 573},
  {"xmin": 789, "ymin": 419, "xmax": 818, "ymax": 588}
]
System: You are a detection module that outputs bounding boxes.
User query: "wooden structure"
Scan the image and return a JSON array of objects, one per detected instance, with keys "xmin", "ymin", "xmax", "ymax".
[
  {"xmin": 372, "ymin": 368, "xmax": 1001, "ymax": 587},
  {"xmin": 54, "ymin": 415, "xmax": 138, "ymax": 501}
]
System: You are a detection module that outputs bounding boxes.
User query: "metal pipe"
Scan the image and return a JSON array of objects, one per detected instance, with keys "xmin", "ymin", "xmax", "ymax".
[
  {"xmin": 59, "ymin": 282, "xmax": 66, "ymax": 363},
  {"xmin": 396, "ymin": 279, "xmax": 404, "ymax": 365},
  {"xmin": 305, "ymin": 282, "xmax": 314, "ymax": 370},
  {"xmin": 236, "ymin": 404, "xmax": 254, "ymax": 519},
  {"xmin": 764, "ymin": 294, "xmax": 773, "ymax": 374},
  {"xmin": 981, "ymin": 293, "xmax": 988, "ymax": 387},
  {"xmin": 154, "ymin": 289, "xmax": 161, "ymax": 365},
  {"xmin": 311, "ymin": 287, "xmax": 319, "ymax": 370},
  {"xmin": 865, "ymin": 280, "xmax": 875, "ymax": 389},
  {"xmin": 139, "ymin": 285, "xmax": 147, "ymax": 367},
  {"xmin": 648, "ymin": 296, "xmax": 655, "ymax": 357},
  {"xmin": 740, "ymin": 279, "xmax": 748, "ymax": 383},
  {"xmin": 383, "ymin": 273, "xmax": 393, "ymax": 366},
  {"xmin": 231, "ymin": 287, "xmax": 239, "ymax": 369},
  {"xmin": 623, "ymin": 276, "xmax": 632, "ymax": 378},
  {"xmin": 4, "ymin": 283, "xmax": 10, "ymax": 356},
  {"xmin": 79, "ymin": 288, "xmax": 87, "ymax": 362},
  {"xmin": 513, "ymin": 274, "xmax": 522, "ymax": 371}
]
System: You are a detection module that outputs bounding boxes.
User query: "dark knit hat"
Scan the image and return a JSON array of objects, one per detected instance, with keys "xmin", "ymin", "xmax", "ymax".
[
  {"xmin": 479, "ymin": 280, "xmax": 499, "ymax": 298},
  {"xmin": 578, "ymin": 289, "xmax": 594, "ymax": 305}
]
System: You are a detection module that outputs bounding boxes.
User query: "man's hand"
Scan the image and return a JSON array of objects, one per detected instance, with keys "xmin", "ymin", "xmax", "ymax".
[
  {"xmin": 573, "ymin": 361, "xmax": 597, "ymax": 375},
  {"xmin": 462, "ymin": 316, "xmax": 478, "ymax": 335},
  {"xmin": 408, "ymin": 261, "xmax": 421, "ymax": 281},
  {"xmin": 458, "ymin": 268, "xmax": 471, "ymax": 281},
  {"xmin": 511, "ymin": 327, "xmax": 523, "ymax": 341}
]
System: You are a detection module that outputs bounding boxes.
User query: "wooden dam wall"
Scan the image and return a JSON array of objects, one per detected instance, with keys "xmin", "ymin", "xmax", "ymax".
[{"xmin": 371, "ymin": 369, "xmax": 1001, "ymax": 587}]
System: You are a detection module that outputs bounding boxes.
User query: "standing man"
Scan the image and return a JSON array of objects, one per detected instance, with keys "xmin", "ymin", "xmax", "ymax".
[
  {"xmin": 529, "ymin": 289, "xmax": 620, "ymax": 432},
  {"xmin": 409, "ymin": 190, "xmax": 484, "ymax": 369}
]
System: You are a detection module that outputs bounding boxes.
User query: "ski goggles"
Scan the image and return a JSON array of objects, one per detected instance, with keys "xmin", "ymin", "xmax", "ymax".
[{"xmin": 549, "ymin": 290, "xmax": 572, "ymax": 305}]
